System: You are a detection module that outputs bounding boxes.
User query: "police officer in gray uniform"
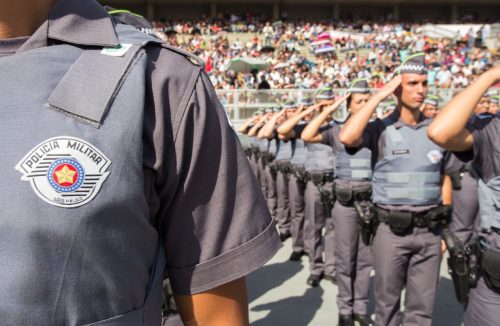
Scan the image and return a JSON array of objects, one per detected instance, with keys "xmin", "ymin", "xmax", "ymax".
[
  {"xmin": 340, "ymin": 54, "xmax": 452, "ymax": 326},
  {"xmin": 428, "ymin": 67, "xmax": 500, "ymax": 325},
  {"xmin": 278, "ymin": 90, "xmax": 337, "ymax": 266},
  {"xmin": 0, "ymin": 1, "xmax": 281, "ymax": 324},
  {"xmin": 258, "ymin": 107, "xmax": 280, "ymax": 223},
  {"xmin": 259, "ymin": 104, "xmax": 297, "ymax": 240},
  {"xmin": 302, "ymin": 79, "xmax": 374, "ymax": 326}
]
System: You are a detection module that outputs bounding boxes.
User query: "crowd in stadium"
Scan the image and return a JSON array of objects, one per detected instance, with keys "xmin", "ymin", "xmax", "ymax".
[{"xmin": 150, "ymin": 13, "xmax": 498, "ymax": 91}]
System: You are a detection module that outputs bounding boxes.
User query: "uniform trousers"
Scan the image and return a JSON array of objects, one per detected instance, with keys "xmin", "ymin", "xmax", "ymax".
[
  {"xmin": 276, "ymin": 168, "xmax": 291, "ymax": 234},
  {"xmin": 289, "ymin": 173, "xmax": 306, "ymax": 254},
  {"xmin": 263, "ymin": 163, "xmax": 277, "ymax": 219},
  {"xmin": 372, "ymin": 223, "xmax": 442, "ymax": 326},
  {"xmin": 463, "ymin": 231, "xmax": 500, "ymax": 326},
  {"xmin": 249, "ymin": 153, "xmax": 260, "ymax": 182},
  {"xmin": 451, "ymin": 172, "xmax": 480, "ymax": 245},
  {"xmin": 333, "ymin": 201, "xmax": 372, "ymax": 316},
  {"xmin": 304, "ymin": 180, "xmax": 335, "ymax": 277}
]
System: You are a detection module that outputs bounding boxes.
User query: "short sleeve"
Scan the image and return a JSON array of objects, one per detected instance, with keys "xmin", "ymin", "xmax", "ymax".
[
  {"xmin": 151, "ymin": 61, "xmax": 280, "ymax": 295},
  {"xmin": 321, "ymin": 126, "xmax": 335, "ymax": 147},
  {"xmin": 361, "ymin": 119, "xmax": 384, "ymax": 152}
]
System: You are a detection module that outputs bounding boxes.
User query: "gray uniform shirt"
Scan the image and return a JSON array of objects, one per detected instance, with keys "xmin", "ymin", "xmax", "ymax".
[
  {"xmin": 471, "ymin": 114, "xmax": 500, "ymax": 182},
  {"xmin": 0, "ymin": 0, "xmax": 279, "ymax": 298}
]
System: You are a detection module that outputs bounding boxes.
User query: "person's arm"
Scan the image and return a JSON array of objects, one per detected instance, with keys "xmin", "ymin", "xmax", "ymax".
[
  {"xmin": 247, "ymin": 117, "xmax": 266, "ymax": 137},
  {"xmin": 277, "ymin": 104, "xmax": 321, "ymax": 138},
  {"xmin": 428, "ymin": 67, "xmax": 500, "ymax": 151},
  {"xmin": 237, "ymin": 117, "xmax": 257, "ymax": 134},
  {"xmin": 339, "ymin": 76, "xmax": 402, "ymax": 147},
  {"xmin": 259, "ymin": 110, "xmax": 284, "ymax": 139},
  {"xmin": 302, "ymin": 94, "xmax": 349, "ymax": 143},
  {"xmin": 175, "ymin": 277, "xmax": 249, "ymax": 326},
  {"xmin": 441, "ymin": 175, "xmax": 453, "ymax": 206}
]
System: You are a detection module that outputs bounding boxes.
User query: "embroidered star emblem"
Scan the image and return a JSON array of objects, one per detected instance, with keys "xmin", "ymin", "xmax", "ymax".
[{"xmin": 54, "ymin": 165, "xmax": 76, "ymax": 185}]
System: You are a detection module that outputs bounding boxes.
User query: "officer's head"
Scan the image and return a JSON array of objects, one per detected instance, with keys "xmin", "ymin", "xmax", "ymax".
[
  {"xmin": 347, "ymin": 78, "xmax": 371, "ymax": 114},
  {"xmin": 395, "ymin": 53, "xmax": 428, "ymax": 111},
  {"xmin": 474, "ymin": 95, "xmax": 490, "ymax": 115},
  {"xmin": 422, "ymin": 94, "xmax": 440, "ymax": 119},
  {"xmin": 283, "ymin": 100, "xmax": 298, "ymax": 119},
  {"xmin": 265, "ymin": 107, "xmax": 274, "ymax": 119},
  {"xmin": 316, "ymin": 87, "xmax": 335, "ymax": 106}
]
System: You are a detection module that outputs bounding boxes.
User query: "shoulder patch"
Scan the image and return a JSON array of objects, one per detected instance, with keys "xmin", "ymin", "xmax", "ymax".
[{"xmin": 15, "ymin": 137, "xmax": 111, "ymax": 208}]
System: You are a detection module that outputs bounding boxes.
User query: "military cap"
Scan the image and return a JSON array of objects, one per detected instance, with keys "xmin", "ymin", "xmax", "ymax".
[
  {"xmin": 348, "ymin": 78, "xmax": 371, "ymax": 94},
  {"xmin": 301, "ymin": 96, "xmax": 314, "ymax": 106},
  {"xmin": 424, "ymin": 94, "xmax": 440, "ymax": 107},
  {"xmin": 491, "ymin": 95, "xmax": 500, "ymax": 105},
  {"xmin": 316, "ymin": 87, "xmax": 335, "ymax": 100},
  {"xmin": 265, "ymin": 107, "xmax": 274, "ymax": 113},
  {"xmin": 397, "ymin": 53, "xmax": 427, "ymax": 75},
  {"xmin": 283, "ymin": 99, "xmax": 298, "ymax": 110},
  {"xmin": 273, "ymin": 106, "xmax": 282, "ymax": 113}
]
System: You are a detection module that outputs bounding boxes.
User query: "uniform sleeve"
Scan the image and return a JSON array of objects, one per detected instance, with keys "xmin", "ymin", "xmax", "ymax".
[
  {"xmin": 321, "ymin": 127, "xmax": 335, "ymax": 147},
  {"xmin": 361, "ymin": 119, "xmax": 383, "ymax": 151},
  {"xmin": 156, "ymin": 69, "xmax": 280, "ymax": 295}
]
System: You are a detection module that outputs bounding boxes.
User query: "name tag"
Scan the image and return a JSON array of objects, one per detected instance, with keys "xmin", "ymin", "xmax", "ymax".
[{"xmin": 393, "ymin": 149, "xmax": 410, "ymax": 155}]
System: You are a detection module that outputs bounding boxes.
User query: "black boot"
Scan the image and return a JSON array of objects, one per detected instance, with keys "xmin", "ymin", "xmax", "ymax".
[
  {"xmin": 279, "ymin": 231, "xmax": 291, "ymax": 242},
  {"xmin": 338, "ymin": 314, "xmax": 354, "ymax": 326},
  {"xmin": 289, "ymin": 250, "xmax": 305, "ymax": 261},
  {"xmin": 323, "ymin": 274, "xmax": 337, "ymax": 285},
  {"xmin": 306, "ymin": 274, "xmax": 322, "ymax": 287},
  {"xmin": 353, "ymin": 314, "xmax": 374, "ymax": 326}
]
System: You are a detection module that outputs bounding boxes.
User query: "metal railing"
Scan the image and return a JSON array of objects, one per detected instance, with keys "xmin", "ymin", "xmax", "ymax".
[{"xmin": 216, "ymin": 88, "xmax": 460, "ymax": 125}]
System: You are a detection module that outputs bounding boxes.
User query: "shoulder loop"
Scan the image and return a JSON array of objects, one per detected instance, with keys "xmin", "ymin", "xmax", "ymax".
[
  {"xmin": 47, "ymin": 44, "xmax": 144, "ymax": 128},
  {"xmin": 160, "ymin": 43, "xmax": 206, "ymax": 69},
  {"xmin": 385, "ymin": 125, "xmax": 405, "ymax": 145},
  {"xmin": 115, "ymin": 24, "xmax": 205, "ymax": 68},
  {"xmin": 114, "ymin": 23, "xmax": 162, "ymax": 47}
]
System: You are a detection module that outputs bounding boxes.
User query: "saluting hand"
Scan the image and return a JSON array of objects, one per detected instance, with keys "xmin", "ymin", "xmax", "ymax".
[{"xmin": 375, "ymin": 75, "xmax": 402, "ymax": 102}]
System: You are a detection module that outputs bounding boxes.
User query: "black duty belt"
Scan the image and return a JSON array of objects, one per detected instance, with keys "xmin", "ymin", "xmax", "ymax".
[
  {"xmin": 306, "ymin": 172, "xmax": 334, "ymax": 185},
  {"xmin": 276, "ymin": 160, "xmax": 291, "ymax": 173},
  {"xmin": 335, "ymin": 187, "xmax": 372, "ymax": 206},
  {"xmin": 376, "ymin": 205, "xmax": 452, "ymax": 235}
]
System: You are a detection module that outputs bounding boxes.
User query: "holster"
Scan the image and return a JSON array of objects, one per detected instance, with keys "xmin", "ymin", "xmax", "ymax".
[
  {"xmin": 269, "ymin": 164, "xmax": 277, "ymax": 180},
  {"xmin": 449, "ymin": 170, "xmax": 462, "ymax": 191},
  {"xmin": 319, "ymin": 186, "xmax": 335, "ymax": 219},
  {"xmin": 354, "ymin": 200, "xmax": 377, "ymax": 246},
  {"xmin": 292, "ymin": 165, "xmax": 306, "ymax": 184},
  {"xmin": 442, "ymin": 228, "xmax": 470, "ymax": 304},
  {"xmin": 480, "ymin": 242, "xmax": 500, "ymax": 294}
]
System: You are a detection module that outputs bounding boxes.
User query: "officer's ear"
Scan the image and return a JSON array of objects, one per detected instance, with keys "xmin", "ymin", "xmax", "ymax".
[{"xmin": 394, "ymin": 85, "xmax": 403, "ymax": 98}]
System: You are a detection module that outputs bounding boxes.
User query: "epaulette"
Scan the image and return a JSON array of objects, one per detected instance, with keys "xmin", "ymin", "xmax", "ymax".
[{"xmin": 159, "ymin": 44, "xmax": 205, "ymax": 69}]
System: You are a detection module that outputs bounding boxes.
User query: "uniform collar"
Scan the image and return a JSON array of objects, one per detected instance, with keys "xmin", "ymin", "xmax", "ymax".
[
  {"xmin": 387, "ymin": 108, "xmax": 430, "ymax": 129},
  {"xmin": 18, "ymin": 0, "xmax": 119, "ymax": 53}
]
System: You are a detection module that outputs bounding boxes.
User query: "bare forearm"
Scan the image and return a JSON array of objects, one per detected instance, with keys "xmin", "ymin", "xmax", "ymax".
[
  {"xmin": 259, "ymin": 117, "xmax": 278, "ymax": 139},
  {"xmin": 277, "ymin": 111, "xmax": 308, "ymax": 135},
  {"xmin": 429, "ymin": 70, "xmax": 499, "ymax": 145},
  {"xmin": 301, "ymin": 110, "xmax": 330, "ymax": 142},
  {"xmin": 175, "ymin": 278, "xmax": 249, "ymax": 326},
  {"xmin": 248, "ymin": 121, "xmax": 264, "ymax": 137},
  {"xmin": 237, "ymin": 118, "xmax": 254, "ymax": 134},
  {"xmin": 441, "ymin": 175, "xmax": 452, "ymax": 206},
  {"xmin": 339, "ymin": 94, "xmax": 381, "ymax": 146}
]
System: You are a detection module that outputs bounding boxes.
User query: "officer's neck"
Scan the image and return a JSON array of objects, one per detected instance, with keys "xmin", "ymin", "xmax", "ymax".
[
  {"xmin": 398, "ymin": 106, "xmax": 423, "ymax": 126},
  {"xmin": 0, "ymin": 0, "xmax": 54, "ymax": 38}
]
